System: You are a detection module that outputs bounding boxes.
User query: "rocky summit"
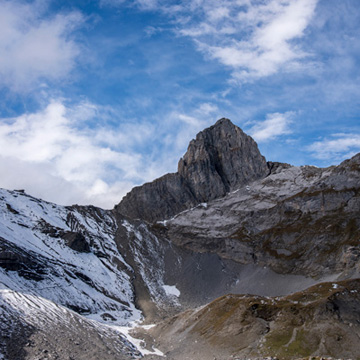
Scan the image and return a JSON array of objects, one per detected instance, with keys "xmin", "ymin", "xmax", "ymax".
[
  {"xmin": 1, "ymin": 118, "xmax": 360, "ymax": 360},
  {"xmin": 116, "ymin": 118, "xmax": 269, "ymax": 222}
]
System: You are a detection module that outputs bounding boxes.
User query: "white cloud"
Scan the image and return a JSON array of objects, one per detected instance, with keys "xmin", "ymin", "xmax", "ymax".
[
  {"xmin": 134, "ymin": 0, "xmax": 318, "ymax": 82},
  {"xmin": 160, "ymin": 109, "xmax": 218, "ymax": 164},
  {"xmin": 0, "ymin": 100, "xmax": 158, "ymax": 208},
  {"xmin": 247, "ymin": 112, "xmax": 294, "ymax": 142},
  {"xmin": 167, "ymin": 112, "xmax": 206, "ymax": 153},
  {"xmin": 307, "ymin": 133, "xmax": 360, "ymax": 161},
  {"xmin": 202, "ymin": 0, "xmax": 317, "ymax": 81},
  {"xmin": 99, "ymin": 0, "xmax": 126, "ymax": 7},
  {"xmin": 178, "ymin": 113, "xmax": 202, "ymax": 127},
  {"xmin": 0, "ymin": 98, "xmax": 223, "ymax": 209},
  {"xmin": 135, "ymin": 0, "xmax": 159, "ymax": 10},
  {"xmin": 100, "ymin": 0, "xmax": 158, "ymax": 10},
  {"xmin": 0, "ymin": 0, "xmax": 83, "ymax": 92},
  {"xmin": 196, "ymin": 102, "xmax": 219, "ymax": 116}
]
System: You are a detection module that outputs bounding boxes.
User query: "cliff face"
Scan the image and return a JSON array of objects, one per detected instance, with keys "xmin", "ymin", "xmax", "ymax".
[
  {"xmin": 166, "ymin": 153, "xmax": 360, "ymax": 278},
  {"xmin": 178, "ymin": 118, "xmax": 268, "ymax": 201},
  {"xmin": 116, "ymin": 118, "xmax": 360, "ymax": 279},
  {"xmin": 116, "ymin": 118, "xmax": 269, "ymax": 222}
]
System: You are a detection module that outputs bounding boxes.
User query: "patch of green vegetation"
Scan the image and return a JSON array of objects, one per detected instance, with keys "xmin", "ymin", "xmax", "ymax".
[
  {"xmin": 264, "ymin": 328, "xmax": 320, "ymax": 359},
  {"xmin": 248, "ymin": 301, "xmax": 277, "ymax": 321},
  {"xmin": 287, "ymin": 329, "xmax": 319, "ymax": 356},
  {"xmin": 264, "ymin": 330, "xmax": 292, "ymax": 349}
]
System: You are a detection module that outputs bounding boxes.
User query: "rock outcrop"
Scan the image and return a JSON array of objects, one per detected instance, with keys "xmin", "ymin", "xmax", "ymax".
[
  {"xmin": 116, "ymin": 118, "xmax": 269, "ymax": 222},
  {"xmin": 165, "ymin": 153, "xmax": 360, "ymax": 278}
]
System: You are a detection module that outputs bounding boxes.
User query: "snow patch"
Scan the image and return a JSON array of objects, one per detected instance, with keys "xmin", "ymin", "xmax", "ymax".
[
  {"xmin": 163, "ymin": 284, "xmax": 180, "ymax": 297},
  {"xmin": 115, "ymin": 324, "xmax": 164, "ymax": 357}
]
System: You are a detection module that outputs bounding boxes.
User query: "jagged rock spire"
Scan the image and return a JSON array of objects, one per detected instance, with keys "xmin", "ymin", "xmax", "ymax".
[{"xmin": 178, "ymin": 118, "xmax": 268, "ymax": 202}]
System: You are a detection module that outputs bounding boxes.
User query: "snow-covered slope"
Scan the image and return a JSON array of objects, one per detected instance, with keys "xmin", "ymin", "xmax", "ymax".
[
  {"xmin": 0, "ymin": 289, "xmax": 142, "ymax": 360},
  {"xmin": 0, "ymin": 188, "xmax": 180, "ymax": 358},
  {"xmin": 0, "ymin": 188, "xmax": 140, "ymax": 325}
]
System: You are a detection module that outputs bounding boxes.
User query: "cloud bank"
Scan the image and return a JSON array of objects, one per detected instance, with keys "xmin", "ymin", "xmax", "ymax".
[
  {"xmin": 0, "ymin": 101, "xmax": 143, "ymax": 208},
  {"xmin": 307, "ymin": 134, "xmax": 360, "ymax": 162},
  {"xmin": 0, "ymin": 98, "xmax": 217, "ymax": 208}
]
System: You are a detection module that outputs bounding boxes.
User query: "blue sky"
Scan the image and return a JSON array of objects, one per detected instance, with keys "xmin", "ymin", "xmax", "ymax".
[{"xmin": 0, "ymin": 0, "xmax": 359, "ymax": 208}]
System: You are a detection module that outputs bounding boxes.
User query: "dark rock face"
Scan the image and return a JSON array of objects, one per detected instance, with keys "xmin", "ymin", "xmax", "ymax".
[
  {"xmin": 116, "ymin": 118, "xmax": 269, "ymax": 222},
  {"xmin": 62, "ymin": 232, "xmax": 90, "ymax": 253},
  {"xmin": 115, "ymin": 173, "xmax": 197, "ymax": 224},
  {"xmin": 178, "ymin": 118, "xmax": 268, "ymax": 201},
  {"xmin": 0, "ymin": 237, "xmax": 47, "ymax": 281}
]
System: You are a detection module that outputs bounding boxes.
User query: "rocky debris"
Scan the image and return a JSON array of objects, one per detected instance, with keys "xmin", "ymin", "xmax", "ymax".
[
  {"xmin": 116, "ymin": 118, "xmax": 269, "ymax": 223},
  {"xmin": 139, "ymin": 279, "xmax": 360, "ymax": 360}
]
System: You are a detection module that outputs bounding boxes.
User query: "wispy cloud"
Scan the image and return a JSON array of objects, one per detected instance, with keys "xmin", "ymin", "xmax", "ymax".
[
  {"xmin": 307, "ymin": 133, "xmax": 360, "ymax": 161},
  {"xmin": 163, "ymin": 108, "xmax": 215, "ymax": 157},
  {"xmin": 247, "ymin": 111, "xmax": 294, "ymax": 142},
  {"xmin": 195, "ymin": 0, "xmax": 318, "ymax": 82},
  {"xmin": 0, "ymin": 0, "xmax": 83, "ymax": 92},
  {"xmin": 127, "ymin": 0, "xmax": 319, "ymax": 82},
  {"xmin": 196, "ymin": 102, "xmax": 219, "ymax": 116}
]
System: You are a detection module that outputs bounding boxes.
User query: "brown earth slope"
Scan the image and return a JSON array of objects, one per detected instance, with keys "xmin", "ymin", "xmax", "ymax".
[{"xmin": 136, "ymin": 279, "xmax": 360, "ymax": 360}]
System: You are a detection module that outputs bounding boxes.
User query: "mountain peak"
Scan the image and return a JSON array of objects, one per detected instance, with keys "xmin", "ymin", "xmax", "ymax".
[
  {"xmin": 214, "ymin": 116, "xmax": 232, "ymax": 125},
  {"xmin": 177, "ymin": 118, "xmax": 267, "ymax": 201},
  {"xmin": 116, "ymin": 118, "xmax": 269, "ymax": 222}
]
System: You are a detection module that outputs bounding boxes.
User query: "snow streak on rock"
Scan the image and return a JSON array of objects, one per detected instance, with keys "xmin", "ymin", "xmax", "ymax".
[{"xmin": 122, "ymin": 220, "xmax": 181, "ymax": 309}]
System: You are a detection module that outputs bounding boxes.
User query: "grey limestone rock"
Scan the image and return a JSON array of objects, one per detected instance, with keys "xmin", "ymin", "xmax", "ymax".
[
  {"xmin": 178, "ymin": 118, "xmax": 268, "ymax": 201},
  {"xmin": 165, "ymin": 152, "xmax": 360, "ymax": 277},
  {"xmin": 116, "ymin": 118, "xmax": 269, "ymax": 222}
]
